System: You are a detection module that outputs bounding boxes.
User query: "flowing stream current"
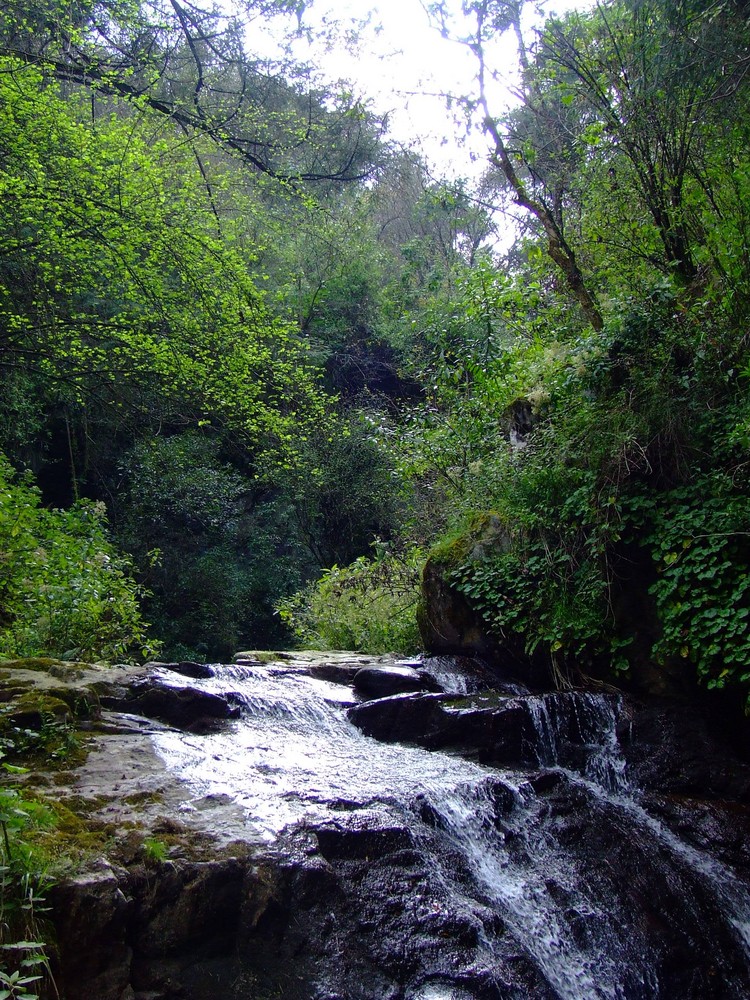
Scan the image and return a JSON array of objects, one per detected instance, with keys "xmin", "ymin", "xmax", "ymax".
[{"xmin": 150, "ymin": 658, "xmax": 750, "ymax": 1000}]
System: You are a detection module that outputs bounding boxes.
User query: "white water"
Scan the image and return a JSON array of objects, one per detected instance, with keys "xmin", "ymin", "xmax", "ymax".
[{"xmin": 151, "ymin": 660, "xmax": 750, "ymax": 999}]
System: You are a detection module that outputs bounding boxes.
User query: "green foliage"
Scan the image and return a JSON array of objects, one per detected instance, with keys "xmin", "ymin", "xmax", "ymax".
[
  {"xmin": 625, "ymin": 478, "xmax": 750, "ymax": 694},
  {"xmin": 142, "ymin": 837, "xmax": 168, "ymax": 863},
  {"xmin": 0, "ymin": 60, "xmax": 328, "ymax": 462},
  {"xmin": 0, "ymin": 454, "xmax": 153, "ymax": 661},
  {"xmin": 0, "ymin": 698, "xmax": 79, "ymax": 767},
  {"xmin": 274, "ymin": 411, "xmax": 406, "ymax": 568},
  {"xmin": 115, "ymin": 433, "xmax": 308, "ymax": 660},
  {"xmin": 278, "ymin": 546, "xmax": 423, "ymax": 655},
  {"xmin": 445, "ymin": 467, "xmax": 621, "ymax": 676},
  {"xmin": 0, "ymin": 775, "xmax": 54, "ymax": 1000},
  {"xmin": 412, "ymin": 268, "xmax": 750, "ymax": 691}
]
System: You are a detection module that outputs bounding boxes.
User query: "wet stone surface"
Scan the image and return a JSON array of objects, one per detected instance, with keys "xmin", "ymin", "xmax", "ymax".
[{"xmin": 8, "ymin": 651, "xmax": 750, "ymax": 1000}]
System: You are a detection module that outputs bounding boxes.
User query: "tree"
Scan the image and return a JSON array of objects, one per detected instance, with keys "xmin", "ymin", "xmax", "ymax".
[
  {"xmin": 427, "ymin": 0, "xmax": 605, "ymax": 329},
  {"xmin": 536, "ymin": 0, "xmax": 746, "ymax": 283},
  {"xmin": 428, "ymin": 0, "xmax": 750, "ymax": 327},
  {"xmin": 0, "ymin": 0, "xmax": 383, "ymax": 183},
  {"xmin": 0, "ymin": 60, "xmax": 329, "ymax": 492}
]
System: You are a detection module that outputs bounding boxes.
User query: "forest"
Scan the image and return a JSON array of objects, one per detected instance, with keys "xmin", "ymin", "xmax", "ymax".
[
  {"xmin": 4, "ymin": 2, "xmax": 750, "ymax": 997},
  {"xmin": 2, "ymin": 0, "xmax": 750, "ymax": 701}
]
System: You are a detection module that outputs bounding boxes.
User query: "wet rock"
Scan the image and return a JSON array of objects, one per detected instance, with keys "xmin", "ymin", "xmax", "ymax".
[
  {"xmin": 50, "ymin": 855, "xmax": 281, "ymax": 1000},
  {"xmin": 618, "ymin": 700, "xmax": 750, "ymax": 802},
  {"xmin": 643, "ymin": 792, "xmax": 750, "ymax": 881},
  {"xmin": 145, "ymin": 661, "xmax": 215, "ymax": 680},
  {"xmin": 418, "ymin": 554, "xmax": 500, "ymax": 661},
  {"xmin": 49, "ymin": 863, "xmax": 133, "ymax": 1000},
  {"xmin": 352, "ymin": 664, "xmax": 436, "ymax": 698},
  {"xmin": 420, "ymin": 655, "xmax": 522, "ymax": 696},
  {"xmin": 30, "ymin": 655, "xmax": 750, "ymax": 999},
  {"xmin": 347, "ymin": 690, "xmax": 538, "ymax": 766},
  {"xmin": 348, "ymin": 690, "xmax": 621, "ymax": 771},
  {"xmin": 100, "ymin": 677, "xmax": 238, "ymax": 731},
  {"xmin": 314, "ymin": 823, "xmax": 415, "ymax": 862},
  {"xmin": 308, "ymin": 661, "xmax": 368, "ymax": 685},
  {"xmin": 243, "ymin": 819, "xmax": 555, "ymax": 1000}
]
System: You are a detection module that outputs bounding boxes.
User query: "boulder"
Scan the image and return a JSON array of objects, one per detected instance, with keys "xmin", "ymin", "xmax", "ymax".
[
  {"xmin": 418, "ymin": 555, "xmax": 498, "ymax": 660},
  {"xmin": 144, "ymin": 661, "xmax": 215, "ymax": 680},
  {"xmin": 349, "ymin": 689, "xmax": 625, "ymax": 772},
  {"xmin": 352, "ymin": 664, "xmax": 437, "ymax": 698},
  {"xmin": 100, "ymin": 677, "xmax": 238, "ymax": 731},
  {"xmin": 418, "ymin": 514, "xmax": 548, "ymax": 688}
]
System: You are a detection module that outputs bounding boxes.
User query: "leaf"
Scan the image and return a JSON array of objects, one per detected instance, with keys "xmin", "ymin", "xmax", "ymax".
[{"xmin": 0, "ymin": 942, "xmax": 47, "ymax": 950}]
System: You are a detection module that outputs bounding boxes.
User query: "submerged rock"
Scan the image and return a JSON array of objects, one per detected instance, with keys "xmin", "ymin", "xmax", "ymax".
[{"xmin": 144, "ymin": 660, "xmax": 215, "ymax": 680}]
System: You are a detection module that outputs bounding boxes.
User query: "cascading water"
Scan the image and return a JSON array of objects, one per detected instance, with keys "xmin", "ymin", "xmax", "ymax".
[{"xmin": 151, "ymin": 657, "xmax": 750, "ymax": 999}]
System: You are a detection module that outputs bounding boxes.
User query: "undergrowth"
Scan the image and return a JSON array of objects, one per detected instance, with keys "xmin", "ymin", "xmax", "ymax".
[{"xmin": 278, "ymin": 545, "xmax": 423, "ymax": 654}]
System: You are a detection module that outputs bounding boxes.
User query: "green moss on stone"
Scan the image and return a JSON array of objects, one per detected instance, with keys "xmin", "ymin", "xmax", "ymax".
[{"xmin": 429, "ymin": 512, "xmax": 507, "ymax": 568}]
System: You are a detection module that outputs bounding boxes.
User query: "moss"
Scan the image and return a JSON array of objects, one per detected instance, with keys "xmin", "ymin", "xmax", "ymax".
[
  {"xmin": 0, "ymin": 657, "xmax": 65, "ymax": 671},
  {"xmin": 0, "ymin": 679, "xmax": 33, "ymax": 700},
  {"xmin": 444, "ymin": 691, "xmax": 510, "ymax": 711},
  {"xmin": 2, "ymin": 791, "xmax": 113, "ymax": 876},
  {"xmin": 123, "ymin": 790, "xmax": 164, "ymax": 806},
  {"xmin": 0, "ymin": 657, "xmax": 79, "ymax": 674},
  {"xmin": 46, "ymin": 685, "xmax": 101, "ymax": 719},
  {"xmin": 429, "ymin": 512, "xmax": 507, "ymax": 568},
  {"xmin": 235, "ymin": 650, "xmax": 289, "ymax": 664},
  {"xmin": 9, "ymin": 691, "xmax": 71, "ymax": 720}
]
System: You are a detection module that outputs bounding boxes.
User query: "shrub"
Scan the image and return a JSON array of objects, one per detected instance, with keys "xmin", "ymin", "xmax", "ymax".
[
  {"xmin": 115, "ymin": 434, "xmax": 309, "ymax": 659},
  {"xmin": 278, "ymin": 546, "xmax": 423, "ymax": 655},
  {"xmin": 0, "ymin": 454, "xmax": 154, "ymax": 661}
]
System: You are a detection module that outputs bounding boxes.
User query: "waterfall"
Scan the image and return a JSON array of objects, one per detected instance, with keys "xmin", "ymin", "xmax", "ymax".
[{"xmin": 150, "ymin": 658, "xmax": 750, "ymax": 998}]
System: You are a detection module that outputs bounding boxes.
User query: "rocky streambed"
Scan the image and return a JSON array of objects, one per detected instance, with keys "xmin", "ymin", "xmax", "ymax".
[{"xmin": 3, "ymin": 653, "xmax": 750, "ymax": 1000}]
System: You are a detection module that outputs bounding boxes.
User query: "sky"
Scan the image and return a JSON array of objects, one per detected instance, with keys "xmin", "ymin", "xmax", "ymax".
[{"xmin": 257, "ymin": 0, "xmax": 591, "ymax": 182}]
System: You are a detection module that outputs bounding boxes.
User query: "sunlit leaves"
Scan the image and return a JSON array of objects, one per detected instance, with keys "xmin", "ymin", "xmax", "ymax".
[{"xmin": 0, "ymin": 61, "xmax": 327, "ymax": 457}]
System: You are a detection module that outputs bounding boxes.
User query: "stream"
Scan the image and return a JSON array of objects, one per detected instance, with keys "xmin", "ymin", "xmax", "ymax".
[{"xmin": 148, "ymin": 655, "xmax": 750, "ymax": 999}]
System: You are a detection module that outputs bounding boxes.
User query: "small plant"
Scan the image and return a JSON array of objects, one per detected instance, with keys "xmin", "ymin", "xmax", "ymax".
[
  {"xmin": 0, "ymin": 948, "xmax": 47, "ymax": 999},
  {"xmin": 0, "ymin": 771, "xmax": 55, "ymax": 1000},
  {"xmin": 142, "ymin": 837, "xmax": 168, "ymax": 863}
]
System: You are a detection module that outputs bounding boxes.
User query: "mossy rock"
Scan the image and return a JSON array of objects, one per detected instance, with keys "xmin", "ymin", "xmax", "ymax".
[
  {"xmin": 419, "ymin": 513, "xmax": 534, "ymax": 675},
  {"xmin": 234, "ymin": 650, "xmax": 292, "ymax": 664},
  {"xmin": 24, "ymin": 796, "xmax": 114, "ymax": 869},
  {"xmin": 46, "ymin": 685, "xmax": 101, "ymax": 720},
  {"xmin": 0, "ymin": 678, "xmax": 34, "ymax": 700},
  {"xmin": 0, "ymin": 658, "xmax": 90, "ymax": 680},
  {"xmin": 3, "ymin": 691, "xmax": 72, "ymax": 730},
  {"xmin": 429, "ymin": 512, "xmax": 511, "ymax": 568}
]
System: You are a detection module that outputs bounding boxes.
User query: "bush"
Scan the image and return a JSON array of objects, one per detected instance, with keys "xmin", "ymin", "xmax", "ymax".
[
  {"xmin": 114, "ymin": 433, "xmax": 310, "ymax": 659},
  {"xmin": 0, "ymin": 454, "xmax": 153, "ymax": 661},
  {"xmin": 278, "ymin": 546, "xmax": 423, "ymax": 655},
  {"xmin": 625, "ymin": 476, "xmax": 750, "ymax": 695}
]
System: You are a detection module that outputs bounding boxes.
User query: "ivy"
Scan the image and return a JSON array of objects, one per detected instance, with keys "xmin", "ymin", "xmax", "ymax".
[{"xmin": 626, "ymin": 479, "xmax": 750, "ymax": 695}]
